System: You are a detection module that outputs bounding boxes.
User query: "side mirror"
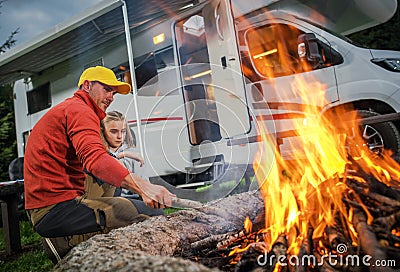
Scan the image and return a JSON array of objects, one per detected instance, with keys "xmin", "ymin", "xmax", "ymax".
[{"xmin": 298, "ymin": 33, "xmax": 324, "ymax": 69}]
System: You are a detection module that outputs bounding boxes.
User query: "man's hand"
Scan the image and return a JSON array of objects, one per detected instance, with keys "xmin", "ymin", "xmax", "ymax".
[
  {"xmin": 121, "ymin": 173, "xmax": 175, "ymax": 209},
  {"xmin": 139, "ymin": 182, "xmax": 176, "ymax": 209}
]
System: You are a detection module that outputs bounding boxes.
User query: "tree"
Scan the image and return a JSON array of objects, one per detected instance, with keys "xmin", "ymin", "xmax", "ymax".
[
  {"xmin": 0, "ymin": 0, "xmax": 19, "ymax": 53},
  {"xmin": 0, "ymin": 28, "xmax": 19, "ymax": 54},
  {"xmin": 348, "ymin": 0, "xmax": 400, "ymax": 50},
  {"xmin": 0, "ymin": 0, "xmax": 19, "ymax": 181},
  {"xmin": 0, "ymin": 84, "xmax": 17, "ymax": 181}
]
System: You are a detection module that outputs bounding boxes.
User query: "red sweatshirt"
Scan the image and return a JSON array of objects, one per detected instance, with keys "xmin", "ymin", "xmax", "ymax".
[{"xmin": 24, "ymin": 90, "xmax": 129, "ymax": 209}]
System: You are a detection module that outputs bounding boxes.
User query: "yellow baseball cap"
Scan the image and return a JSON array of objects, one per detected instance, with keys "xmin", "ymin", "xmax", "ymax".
[{"xmin": 78, "ymin": 66, "xmax": 131, "ymax": 95}]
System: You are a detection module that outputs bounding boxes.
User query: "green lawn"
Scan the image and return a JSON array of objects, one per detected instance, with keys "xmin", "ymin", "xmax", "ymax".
[{"xmin": 0, "ymin": 220, "xmax": 53, "ymax": 272}]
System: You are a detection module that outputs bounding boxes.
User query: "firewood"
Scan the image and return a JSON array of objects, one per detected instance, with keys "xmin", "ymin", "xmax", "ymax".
[
  {"xmin": 233, "ymin": 245, "xmax": 272, "ymax": 272},
  {"xmin": 216, "ymin": 231, "xmax": 262, "ymax": 250},
  {"xmin": 352, "ymin": 209, "xmax": 398, "ymax": 272},
  {"xmin": 342, "ymin": 198, "xmax": 381, "ymax": 215},
  {"xmin": 367, "ymin": 192, "xmax": 400, "ymax": 208},
  {"xmin": 377, "ymin": 233, "xmax": 400, "ymax": 248},
  {"xmin": 190, "ymin": 233, "xmax": 235, "ymax": 252},
  {"xmin": 364, "ymin": 175, "xmax": 400, "ymax": 200},
  {"xmin": 373, "ymin": 210, "xmax": 400, "ymax": 231},
  {"xmin": 386, "ymin": 246, "xmax": 400, "ymax": 261}
]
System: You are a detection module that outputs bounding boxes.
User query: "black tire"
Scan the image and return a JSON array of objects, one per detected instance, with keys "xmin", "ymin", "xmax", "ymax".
[{"xmin": 356, "ymin": 110, "xmax": 400, "ymax": 156}]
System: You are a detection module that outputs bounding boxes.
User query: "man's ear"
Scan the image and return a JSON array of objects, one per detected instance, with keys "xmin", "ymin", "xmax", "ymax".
[{"xmin": 82, "ymin": 80, "xmax": 91, "ymax": 92}]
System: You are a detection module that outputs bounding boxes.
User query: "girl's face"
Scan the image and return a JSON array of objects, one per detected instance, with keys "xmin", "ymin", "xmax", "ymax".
[{"xmin": 103, "ymin": 120, "xmax": 126, "ymax": 149}]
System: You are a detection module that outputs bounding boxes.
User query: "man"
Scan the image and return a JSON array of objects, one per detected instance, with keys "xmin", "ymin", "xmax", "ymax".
[{"xmin": 24, "ymin": 66, "xmax": 175, "ymax": 262}]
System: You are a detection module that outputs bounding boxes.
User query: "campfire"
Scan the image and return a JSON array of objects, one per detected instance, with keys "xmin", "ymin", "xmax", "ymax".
[{"xmin": 186, "ymin": 76, "xmax": 400, "ymax": 271}]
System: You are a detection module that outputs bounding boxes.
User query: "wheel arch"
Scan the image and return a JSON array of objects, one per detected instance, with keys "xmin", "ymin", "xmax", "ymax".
[
  {"xmin": 325, "ymin": 99, "xmax": 400, "ymax": 132},
  {"xmin": 323, "ymin": 99, "xmax": 400, "ymax": 156}
]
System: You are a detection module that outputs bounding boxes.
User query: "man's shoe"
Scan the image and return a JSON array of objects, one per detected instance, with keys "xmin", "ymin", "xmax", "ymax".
[{"xmin": 41, "ymin": 237, "xmax": 71, "ymax": 264}]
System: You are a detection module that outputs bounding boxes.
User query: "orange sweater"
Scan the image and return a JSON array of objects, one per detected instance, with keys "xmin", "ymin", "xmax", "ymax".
[{"xmin": 24, "ymin": 90, "xmax": 129, "ymax": 209}]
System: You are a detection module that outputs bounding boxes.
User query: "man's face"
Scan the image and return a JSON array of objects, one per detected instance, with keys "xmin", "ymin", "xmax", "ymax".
[{"xmin": 82, "ymin": 80, "xmax": 118, "ymax": 111}]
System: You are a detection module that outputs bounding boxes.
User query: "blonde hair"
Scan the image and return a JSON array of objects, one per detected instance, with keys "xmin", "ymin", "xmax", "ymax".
[{"xmin": 101, "ymin": 111, "xmax": 135, "ymax": 148}]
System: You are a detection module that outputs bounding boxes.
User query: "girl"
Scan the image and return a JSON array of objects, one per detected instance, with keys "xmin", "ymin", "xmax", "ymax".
[
  {"xmin": 85, "ymin": 111, "xmax": 163, "ymax": 216},
  {"xmin": 101, "ymin": 110, "xmax": 144, "ymax": 197}
]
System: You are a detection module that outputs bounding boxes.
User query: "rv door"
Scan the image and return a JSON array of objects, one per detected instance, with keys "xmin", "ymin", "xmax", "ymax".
[{"xmin": 203, "ymin": 0, "xmax": 250, "ymax": 138}]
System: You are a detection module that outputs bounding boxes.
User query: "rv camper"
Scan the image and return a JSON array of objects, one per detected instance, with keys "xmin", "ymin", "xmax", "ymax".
[{"xmin": 0, "ymin": 0, "xmax": 399, "ymax": 201}]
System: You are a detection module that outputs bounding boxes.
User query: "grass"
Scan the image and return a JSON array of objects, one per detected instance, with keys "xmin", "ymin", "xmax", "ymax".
[{"xmin": 0, "ymin": 220, "xmax": 53, "ymax": 272}]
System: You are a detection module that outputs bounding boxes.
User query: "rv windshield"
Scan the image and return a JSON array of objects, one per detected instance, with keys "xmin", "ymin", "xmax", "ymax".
[{"xmin": 113, "ymin": 47, "xmax": 178, "ymax": 96}]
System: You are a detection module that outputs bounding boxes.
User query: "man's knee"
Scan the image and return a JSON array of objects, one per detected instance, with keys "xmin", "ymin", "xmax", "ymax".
[
  {"xmin": 33, "ymin": 200, "xmax": 104, "ymax": 237},
  {"xmin": 83, "ymin": 197, "xmax": 148, "ymax": 229},
  {"xmin": 93, "ymin": 197, "xmax": 148, "ymax": 229}
]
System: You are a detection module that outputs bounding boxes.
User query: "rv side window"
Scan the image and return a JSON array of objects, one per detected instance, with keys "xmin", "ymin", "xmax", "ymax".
[
  {"xmin": 26, "ymin": 82, "xmax": 52, "ymax": 115},
  {"xmin": 113, "ymin": 47, "xmax": 175, "ymax": 95},
  {"xmin": 23, "ymin": 130, "xmax": 31, "ymax": 154},
  {"xmin": 134, "ymin": 53, "xmax": 158, "ymax": 89},
  {"xmin": 113, "ymin": 53, "xmax": 158, "ymax": 90}
]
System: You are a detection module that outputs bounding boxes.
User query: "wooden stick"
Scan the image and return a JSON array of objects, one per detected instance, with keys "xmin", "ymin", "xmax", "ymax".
[
  {"xmin": 172, "ymin": 197, "xmax": 203, "ymax": 209},
  {"xmin": 373, "ymin": 210, "xmax": 400, "ymax": 231},
  {"xmin": 295, "ymin": 227, "xmax": 313, "ymax": 272},
  {"xmin": 190, "ymin": 233, "xmax": 234, "ymax": 251},
  {"xmin": 368, "ymin": 192, "xmax": 400, "ymax": 208}
]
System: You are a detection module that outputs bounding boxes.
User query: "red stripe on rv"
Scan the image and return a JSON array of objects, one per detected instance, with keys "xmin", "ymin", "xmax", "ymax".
[
  {"xmin": 256, "ymin": 113, "xmax": 306, "ymax": 120},
  {"xmin": 128, "ymin": 113, "xmax": 304, "ymax": 124},
  {"xmin": 128, "ymin": 117, "xmax": 184, "ymax": 124}
]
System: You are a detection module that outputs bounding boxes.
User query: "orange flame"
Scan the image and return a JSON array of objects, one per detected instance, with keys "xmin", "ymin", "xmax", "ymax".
[
  {"xmin": 252, "ymin": 74, "xmax": 400, "ymax": 255},
  {"xmin": 244, "ymin": 216, "xmax": 253, "ymax": 234}
]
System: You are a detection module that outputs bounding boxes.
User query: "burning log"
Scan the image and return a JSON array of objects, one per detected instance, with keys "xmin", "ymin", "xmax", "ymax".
[{"xmin": 53, "ymin": 191, "xmax": 264, "ymax": 271}]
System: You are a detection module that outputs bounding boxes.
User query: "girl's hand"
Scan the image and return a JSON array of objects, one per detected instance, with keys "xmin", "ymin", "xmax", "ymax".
[{"xmin": 119, "ymin": 151, "xmax": 145, "ymax": 167}]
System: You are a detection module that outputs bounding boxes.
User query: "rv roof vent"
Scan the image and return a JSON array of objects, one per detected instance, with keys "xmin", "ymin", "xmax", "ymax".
[
  {"xmin": 183, "ymin": 15, "xmax": 204, "ymax": 37},
  {"xmin": 84, "ymin": 58, "xmax": 104, "ymax": 70}
]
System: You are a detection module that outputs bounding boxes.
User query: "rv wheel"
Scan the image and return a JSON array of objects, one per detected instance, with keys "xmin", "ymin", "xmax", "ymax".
[{"xmin": 356, "ymin": 110, "xmax": 400, "ymax": 156}]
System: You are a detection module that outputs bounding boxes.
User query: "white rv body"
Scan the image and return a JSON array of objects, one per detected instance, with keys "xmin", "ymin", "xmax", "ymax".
[{"xmin": 0, "ymin": 0, "xmax": 399, "ymax": 200}]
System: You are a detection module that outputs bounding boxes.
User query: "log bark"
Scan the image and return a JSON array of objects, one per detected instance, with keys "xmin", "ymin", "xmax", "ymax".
[{"xmin": 53, "ymin": 191, "xmax": 264, "ymax": 271}]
